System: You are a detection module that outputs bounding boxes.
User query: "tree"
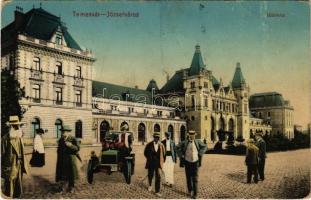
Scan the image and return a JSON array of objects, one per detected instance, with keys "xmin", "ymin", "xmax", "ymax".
[{"xmin": 1, "ymin": 68, "xmax": 24, "ymax": 137}]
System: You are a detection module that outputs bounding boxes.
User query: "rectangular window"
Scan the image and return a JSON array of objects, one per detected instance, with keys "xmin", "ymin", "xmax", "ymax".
[
  {"xmin": 212, "ymin": 100, "xmax": 215, "ymax": 111},
  {"xmin": 157, "ymin": 111, "xmax": 162, "ymax": 116},
  {"xmin": 32, "ymin": 84, "xmax": 40, "ymax": 101},
  {"xmin": 191, "ymin": 95, "xmax": 195, "ymax": 108},
  {"xmin": 76, "ymin": 66, "xmax": 82, "ymax": 78},
  {"xmin": 204, "ymin": 82, "xmax": 208, "ymax": 88},
  {"xmin": 204, "ymin": 96, "xmax": 208, "ymax": 107},
  {"xmin": 33, "ymin": 57, "xmax": 40, "ymax": 71},
  {"xmin": 75, "ymin": 90, "xmax": 82, "ymax": 104},
  {"xmin": 55, "ymin": 87, "xmax": 63, "ymax": 104}
]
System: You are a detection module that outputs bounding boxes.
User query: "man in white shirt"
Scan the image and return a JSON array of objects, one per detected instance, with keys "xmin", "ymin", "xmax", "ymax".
[
  {"xmin": 161, "ymin": 132, "xmax": 177, "ymax": 187},
  {"xmin": 176, "ymin": 130, "xmax": 207, "ymax": 199},
  {"xmin": 144, "ymin": 132, "xmax": 165, "ymax": 197}
]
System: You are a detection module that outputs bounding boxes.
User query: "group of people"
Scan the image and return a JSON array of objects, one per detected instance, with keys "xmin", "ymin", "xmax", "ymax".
[
  {"xmin": 144, "ymin": 130, "xmax": 207, "ymax": 199},
  {"xmin": 1, "ymin": 116, "xmax": 81, "ymax": 198},
  {"xmin": 2, "ymin": 115, "xmax": 266, "ymax": 199},
  {"xmin": 245, "ymin": 134, "xmax": 267, "ymax": 184}
]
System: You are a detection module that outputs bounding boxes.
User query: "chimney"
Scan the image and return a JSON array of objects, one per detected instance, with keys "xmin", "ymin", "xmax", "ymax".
[
  {"xmin": 14, "ymin": 6, "xmax": 25, "ymax": 29},
  {"xmin": 134, "ymin": 85, "xmax": 138, "ymax": 89}
]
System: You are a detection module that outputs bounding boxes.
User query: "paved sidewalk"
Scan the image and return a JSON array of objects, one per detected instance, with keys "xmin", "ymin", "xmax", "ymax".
[{"xmin": 16, "ymin": 147, "xmax": 311, "ymax": 198}]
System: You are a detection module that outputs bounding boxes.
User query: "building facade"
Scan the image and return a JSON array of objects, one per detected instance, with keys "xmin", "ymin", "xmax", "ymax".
[
  {"xmin": 1, "ymin": 7, "xmax": 95, "ymax": 145},
  {"xmin": 2, "ymin": 7, "xmax": 293, "ymax": 148},
  {"xmin": 249, "ymin": 92, "xmax": 294, "ymax": 139}
]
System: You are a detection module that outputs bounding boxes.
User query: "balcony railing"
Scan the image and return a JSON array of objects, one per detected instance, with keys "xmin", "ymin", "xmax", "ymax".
[
  {"xmin": 53, "ymin": 74, "xmax": 65, "ymax": 84},
  {"xmin": 30, "ymin": 69, "xmax": 43, "ymax": 80},
  {"xmin": 73, "ymin": 77, "xmax": 83, "ymax": 87}
]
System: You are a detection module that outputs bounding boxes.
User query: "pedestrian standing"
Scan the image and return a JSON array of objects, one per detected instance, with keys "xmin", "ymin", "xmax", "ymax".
[
  {"xmin": 161, "ymin": 131, "xmax": 177, "ymax": 187},
  {"xmin": 1, "ymin": 116, "xmax": 29, "ymax": 198},
  {"xmin": 255, "ymin": 133, "xmax": 267, "ymax": 181},
  {"xmin": 245, "ymin": 139, "xmax": 259, "ymax": 184},
  {"xmin": 30, "ymin": 128, "xmax": 45, "ymax": 167},
  {"xmin": 55, "ymin": 125, "xmax": 80, "ymax": 193},
  {"xmin": 144, "ymin": 132, "xmax": 166, "ymax": 197},
  {"xmin": 176, "ymin": 130, "xmax": 207, "ymax": 199}
]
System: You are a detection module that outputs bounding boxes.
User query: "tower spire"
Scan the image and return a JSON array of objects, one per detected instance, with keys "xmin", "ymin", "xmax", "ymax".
[
  {"xmin": 232, "ymin": 62, "xmax": 246, "ymax": 88},
  {"xmin": 188, "ymin": 44, "xmax": 206, "ymax": 76}
]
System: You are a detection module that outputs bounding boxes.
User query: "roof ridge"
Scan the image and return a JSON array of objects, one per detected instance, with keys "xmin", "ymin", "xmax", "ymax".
[{"xmin": 93, "ymin": 80, "xmax": 150, "ymax": 93}]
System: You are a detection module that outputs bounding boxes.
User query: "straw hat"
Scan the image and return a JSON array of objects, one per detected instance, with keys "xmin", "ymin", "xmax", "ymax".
[
  {"xmin": 120, "ymin": 124, "xmax": 129, "ymax": 131},
  {"xmin": 153, "ymin": 132, "xmax": 161, "ymax": 138},
  {"xmin": 247, "ymin": 139, "xmax": 255, "ymax": 144},
  {"xmin": 8, "ymin": 116, "xmax": 24, "ymax": 125},
  {"xmin": 187, "ymin": 130, "xmax": 196, "ymax": 136}
]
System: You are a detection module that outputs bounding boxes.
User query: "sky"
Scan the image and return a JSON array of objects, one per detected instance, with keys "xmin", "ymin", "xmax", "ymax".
[{"xmin": 2, "ymin": 1, "xmax": 310, "ymax": 128}]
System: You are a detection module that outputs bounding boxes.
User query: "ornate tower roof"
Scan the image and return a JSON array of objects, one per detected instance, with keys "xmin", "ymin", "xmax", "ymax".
[
  {"xmin": 232, "ymin": 62, "xmax": 246, "ymax": 88},
  {"xmin": 188, "ymin": 44, "xmax": 206, "ymax": 76}
]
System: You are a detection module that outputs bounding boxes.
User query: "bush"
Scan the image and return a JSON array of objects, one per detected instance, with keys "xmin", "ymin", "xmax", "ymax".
[{"xmin": 263, "ymin": 132, "xmax": 310, "ymax": 152}]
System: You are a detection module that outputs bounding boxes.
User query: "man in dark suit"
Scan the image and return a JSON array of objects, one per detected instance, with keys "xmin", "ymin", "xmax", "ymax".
[
  {"xmin": 245, "ymin": 139, "xmax": 259, "ymax": 184},
  {"xmin": 144, "ymin": 132, "xmax": 165, "ymax": 197},
  {"xmin": 176, "ymin": 130, "xmax": 207, "ymax": 199},
  {"xmin": 255, "ymin": 133, "xmax": 267, "ymax": 181},
  {"xmin": 161, "ymin": 131, "xmax": 177, "ymax": 187}
]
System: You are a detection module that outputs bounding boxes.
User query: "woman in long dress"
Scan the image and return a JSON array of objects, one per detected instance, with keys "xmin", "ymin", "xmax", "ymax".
[{"xmin": 30, "ymin": 128, "xmax": 45, "ymax": 167}]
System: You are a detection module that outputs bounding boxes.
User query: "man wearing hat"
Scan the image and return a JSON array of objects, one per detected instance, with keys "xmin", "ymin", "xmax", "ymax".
[
  {"xmin": 1, "ymin": 116, "xmax": 29, "ymax": 198},
  {"xmin": 55, "ymin": 125, "xmax": 80, "ymax": 193},
  {"xmin": 255, "ymin": 132, "xmax": 266, "ymax": 181},
  {"xmin": 245, "ymin": 139, "xmax": 259, "ymax": 184},
  {"xmin": 176, "ymin": 130, "xmax": 207, "ymax": 199},
  {"xmin": 30, "ymin": 128, "xmax": 45, "ymax": 167},
  {"xmin": 161, "ymin": 131, "xmax": 177, "ymax": 187},
  {"xmin": 144, "ymin": 132, "xmax": 166, "ymax": 197}
]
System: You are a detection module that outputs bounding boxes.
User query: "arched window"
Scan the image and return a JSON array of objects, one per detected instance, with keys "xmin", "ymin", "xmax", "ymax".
[
  {"xmin": 56, "ymin": 61, "xmax": 62, "ymax": 75},
  {"xmin": 55, "ymin": 119, "xmax": 63, "ymax": 138},
  {"xmin": 32, "ymin": 117, "xmax": 40, "ymax": 137},
  {"xmin": 180, "ymin": 125, "xmax": 186, "ymax": 141},
  {"xmin": 138, "ymin": 123, "xmax": 146, "ymax": 142},
  {"xmin": 100, "ymin": 120, "xmax": 110, "ymax": 142},
  {"xmin": 120, "ymin": 121, "xmax": 129, "ymax": 131},
  {"xmin": 168, "ymin": 124, "xmax": 174, "ymax": 139},
  {"xmin": 154, "ymin": 124, "xmax": 160, "ymax": 132},
  {"xmin": 219, "ymin": 117, "xmax": 225, "ymax": 130},
  {"xmin": 75, "ymin": 120, "xmax": 82, "ymax": 138}
]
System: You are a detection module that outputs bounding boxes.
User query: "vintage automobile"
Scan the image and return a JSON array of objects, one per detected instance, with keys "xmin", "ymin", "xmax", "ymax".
[{"xmin": 87, "ymin": 131, "xmax": 135, "ymax": 184}]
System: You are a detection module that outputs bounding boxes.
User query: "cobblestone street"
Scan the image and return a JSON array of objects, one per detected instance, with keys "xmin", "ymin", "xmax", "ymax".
[{"xmin": 18, "ymin": 146, "xmax": 310, "ymax": 199}]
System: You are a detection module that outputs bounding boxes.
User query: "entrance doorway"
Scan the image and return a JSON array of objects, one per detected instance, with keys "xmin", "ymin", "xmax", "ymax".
[{"xmin": 138, "ymin": 123, "xmax": 146, "ymax": 143}]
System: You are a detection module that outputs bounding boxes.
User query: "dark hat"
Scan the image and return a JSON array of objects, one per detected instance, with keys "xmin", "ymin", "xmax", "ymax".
[
  {"xmin": 153, "ymin": 132, "xmax": 161, "ymax": 138},
  {"xmin": 165, "ymin": 132, "xmax": 171, "ymax": 137},
  {"xmin": 187, "ymin": 130, "xmax": 196, "ymax": 136},
  {"xmin": 60, "ymin": 125, "xmax": 72, "ymax": 132},
  {"xmin": 36, "ymin": 128, "xmax": 45, "ymax": 134}
]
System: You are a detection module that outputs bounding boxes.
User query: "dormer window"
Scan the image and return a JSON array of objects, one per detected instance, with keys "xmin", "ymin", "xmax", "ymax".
[
  {"xmin": 56, "ymin": 62, "xmax": 62, "ymax": 75},
  {"xmin": 190, "ymin": 81, "xmax": 195, "ymax": 88},
  {"xmin": 56, "ymin": 33, "xmax": 63, "ymax": 45}
]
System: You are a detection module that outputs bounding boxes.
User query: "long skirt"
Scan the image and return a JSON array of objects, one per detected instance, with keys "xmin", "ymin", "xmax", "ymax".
[
  {"xmin": 163, "ymin": 156, "xmax": 175, "ymax": 185},
  {"xmin": 30, "ymin": 151, "xmax": 45, "ymax": 167}
]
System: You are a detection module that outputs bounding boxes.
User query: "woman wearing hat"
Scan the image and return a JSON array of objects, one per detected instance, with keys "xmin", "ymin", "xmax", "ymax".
[
  {"xmin": 1, "ymin": 116, "xmax": 29, "ymax": 198},
  {"xmin": 161, "ymin": 131, "xmax": 177, "ymax": 187},
  {"xmin": 30, "ymin": 128, "xmax": 45, "ymax": 167}
]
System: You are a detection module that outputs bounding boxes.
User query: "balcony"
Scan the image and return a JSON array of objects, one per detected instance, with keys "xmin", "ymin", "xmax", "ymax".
[
  {"xmin": 53, "ymin": 74, "xmax": 65, "ymax": 84},
  {"xmin": 30, "ymin": 69, "xmax": 43, "ymax": 81},
  {"xmin": 73, "ymin": 77, "xmax": 83, "ymax": 87}
]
